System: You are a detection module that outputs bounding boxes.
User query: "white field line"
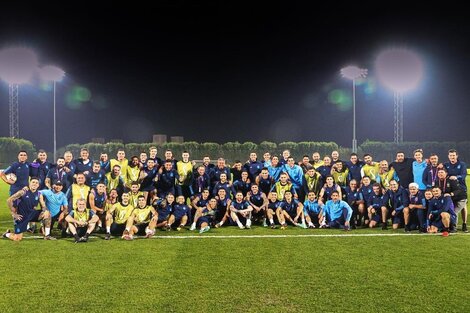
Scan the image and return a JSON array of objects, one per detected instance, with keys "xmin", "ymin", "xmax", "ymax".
[{"xmin": 12, "ymin": 232, "xmax": 469, "ymax": 240}]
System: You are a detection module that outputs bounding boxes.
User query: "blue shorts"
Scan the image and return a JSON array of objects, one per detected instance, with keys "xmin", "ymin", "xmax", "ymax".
[
  {"xmin": 306, "ymin": 211, "xmax": 320, "ymax": 224},
  {"xmin": 14, "ymin": 210, "xmax": 42, "ymax": 234}
]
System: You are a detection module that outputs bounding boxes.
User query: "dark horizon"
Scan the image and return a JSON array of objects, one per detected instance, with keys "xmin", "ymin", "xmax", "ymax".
[{"xmin": 0, "ymin": 4, "xmax": 469, "ymax": 151}]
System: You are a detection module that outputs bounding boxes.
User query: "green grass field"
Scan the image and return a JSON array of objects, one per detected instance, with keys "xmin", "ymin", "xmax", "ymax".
[{"xmin": 1, "ymin": 180, "xmax": 470, "ymax": 313}]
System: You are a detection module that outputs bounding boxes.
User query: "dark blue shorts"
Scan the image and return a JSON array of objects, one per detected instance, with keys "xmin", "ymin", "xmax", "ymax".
[
  {"xmin": 197, "ymin": 216, "xmax": 212, "ymax": 227},
  {"xmin": 14, "ymin": 210, "xmax": 42, "ymax": 234}
]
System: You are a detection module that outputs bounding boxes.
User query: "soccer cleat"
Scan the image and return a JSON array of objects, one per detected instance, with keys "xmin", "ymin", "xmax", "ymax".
[
  {"xmin": 189, "ymin": 224, "xmax": 196, "ymax": 231},
  {"xmin": 308, "ymin": 224, "xmax": 315, "ymax": 229},
  {"xmin": 270, "ymin": 223, "xmax": 276, "ymax": 229},
  {"xmin": 166, "ymin": 225, "xmax": 171, "ymax": 231},
  {"xmin": 44, "ymin": 235, "xmax": 57, "ymax": 240},
  {"xmin": 79, "ymin": 236, "xmax": 88, "ymax": 242},
  {"xmin": 238, "ymin": 225, "xmax": 245, "ymax": 230},
  {"xmin": 280, "ymin": 224, "xmax": 287, "ymax": 230},
  {"xmin": 199, "ymin": 226, "xmax": 210, "ymax": 234},
  {"xmin": 105, "ymin": 233, "xmax": 111, "ymax": 240},
  {"xmin": 462, "ymin": 223, "xmax": 468, "ymax": 233},
  {"xmin": 344, "ymin": 225, "xmax": 350, "ymax": 231},
  {"xmin": 442, "ymin": 231, "xmax": 449, "ymax": 237},
  {"xmin": 382, "ymin": 223, "xmax": 388, "ymax": 230},
  {"xmin": 404, "ymin": 225, "xmax": 411, "ymax": 233},
  {"xmin": 2, "ymin": 229, "xmax": 11, "ymax": 239},
  {"xmin": 246, "ymin": 219, "xmax": 252, "ymax": 229}
]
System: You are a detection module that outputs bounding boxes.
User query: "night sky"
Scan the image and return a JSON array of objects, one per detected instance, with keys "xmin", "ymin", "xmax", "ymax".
[{"xmin": 0, "ymin": 3, "xmax": 469, "ymax": 151}]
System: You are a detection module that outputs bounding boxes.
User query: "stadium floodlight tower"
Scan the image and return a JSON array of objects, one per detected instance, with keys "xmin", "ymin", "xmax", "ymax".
[
  {"xmin": 340, "ymin": 66, "xmax": 368, "ymax": 153},
  {"xmin": 375, "ymin": 48, "xmax": 423, "ymax": 143},
  {"xmin": 0, "ymin": 47, "xmax": 38, "ymax": 138},
  {"xmin": 40, "ymin": 65, "xmax": 65, "ymax": 161}
]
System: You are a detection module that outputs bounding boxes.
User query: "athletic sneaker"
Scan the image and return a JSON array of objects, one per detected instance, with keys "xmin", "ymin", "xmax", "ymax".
[
  {"xmin": 382, "ymin": 223, "xmax": 388, "ymax": 230},
  {"xmin": 442, "ymin": 231, "xmax": 449, "ymax": 237},
  {"xmin": 105, "ymin": 233, "xmax": 111, "ymax": 240},
  {"xmin": 405, "ymin": 225, "xmax": 411, "ymax": 233},
  {"xmin": 199, "ymin": 226, "xmax": 210, "ymax": 234},
  {"xmin": 280, "ymin": 224, "xmax": 287, "ymax": 230},
  {"xmin": 462, "ymin": 223, "xmax": 468, "ymax": 233},
  {"xmin": 44, "ymin": 235, "xmax": 57, "ymax": 240},
  {"xmin": 246, "ymin": 219, "xmax": 252, "ymax": 229},
  {"xmin": 270, "ymin": 223, "xmax": 276, "ymax": 229},
  {"xmin": 79, "ymin": 236, "xmax": 88, "ymax": 242},
  {"xmin": 308, "ymin": 224, "xmax": 315, "ymax": 229},
  {"xmin": 27, "ymin": 224, "xmax": 36, "ymax": 234},
  {"xmin": 2, "ymin": 229, "xmax": 11, "ymax": 239},
  {"xmin": 189, "ymin": 224, "xmax": 196, "ymax": 231},
  {"xmin": 238, "ymin": 225, "xmax": 245, "ymax": 230},
  {"xmin": 166, "ymin": 225, "xmax": 171, "ymax": 231},
  {"xmin": 344, "ymin": 225, "xmax": 350, "ymax": 231}
]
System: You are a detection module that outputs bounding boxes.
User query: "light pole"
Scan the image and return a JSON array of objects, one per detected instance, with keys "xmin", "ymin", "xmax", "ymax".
[
  {"xmin": 340, "ymin": 66, "xmax": 368, "ymax": 153},
  {"xmin": 40, "ymin": 65, "xmax": 65, "ymax": 160},
  {"xmin": 375, "ymin": 48, "xmax": 423, "ymax": 143},
  {"xmin": 0, "ymin": 47, "xmax": 38, "ymax": 138}
]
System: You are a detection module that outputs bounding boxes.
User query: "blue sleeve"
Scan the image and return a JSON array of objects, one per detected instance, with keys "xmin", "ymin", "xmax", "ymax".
[
  {"xmin": 342, "ymin": 201, "xmax": 353, "ymax": 220},
  {"xmin": 458, "ymin": 162, "xmax": 467, "ymax": 180},
  {"xmin": 69, "ymin": 211, "xmax": 74, "ymax": 218},
  {"xmin": 3, "ymin": 165, "xmax": 13, "ymax": 174}
]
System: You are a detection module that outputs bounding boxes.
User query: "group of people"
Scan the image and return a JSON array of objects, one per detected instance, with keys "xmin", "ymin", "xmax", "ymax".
[{"xmin": 0, "ymin": 145, "xmax": 467, "ymax": 242}]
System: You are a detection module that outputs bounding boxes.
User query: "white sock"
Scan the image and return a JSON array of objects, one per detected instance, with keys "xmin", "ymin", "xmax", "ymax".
[
  {"xmin": 45, "ymin": 227, "xmax": 50, "ymax": 236},
  {"xmin": 269, "ymin": 218, "xmax": 274, "ymax": 224},
  {"xmin": 106, "ymin": 226, "xmax": 111, "ymax": 233},
  {"xmin": 219, "ymin": 220, "xmax": 225, "ymax": 226},
  {"xmin": 236, "ymin": 219, "xmax": 243, "ymax": 228},
  {"xmin": 5, "ymin": 233, "xmax": 11, "ymax": 238},
  {"xmin": 191, "ymin": 222, "xmax": 196, "ymax": 227}
]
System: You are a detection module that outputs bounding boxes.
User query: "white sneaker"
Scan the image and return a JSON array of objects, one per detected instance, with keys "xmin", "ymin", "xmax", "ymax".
[
  {"xmin": 246, "ymin": 219, "xmax": 252, "ymax": 229},
  {"xmin": 189, "ymin": 224, "xmax": 196, "ymax": 231}
]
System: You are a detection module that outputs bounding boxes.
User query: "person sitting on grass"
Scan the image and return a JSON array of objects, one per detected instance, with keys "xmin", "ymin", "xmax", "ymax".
[
  {"xmin": 230, "ymin": 191, "xmax": 254, "ymax": 229},
  {"xmin": 247, "ymin": 184, "xmax": 268, "ymax": 226},
  {"xmin": 122, "ymin": 195, "xmax": 158, "ymax": 240},
  {"xmin": 427, "ymin": 187, "xmax": 456, "ymax": 237},
  {"xmin": 303, "ymin": 191, "xmax": 323, "ymax": 229},
  {"xmin": 105, "ymin": 192, "xmax": 134, "ymax": 240},
  {"xmin": 191, "ymin": 198, "xmax": 217, "ymax": 233},
  {"xmin": 65, "ymin": 198, "xmax": 99, "ymax": 243},
  {"xmin": 167, "ymin": 195, "xmax": 191, "ymax": 231},
  {"xmin": 214, "ymin": 189, "xmax": 232, "ymax": 228},
  {"xmin": 266, "ymin": 191, "xmax": 281, "ymax": 229},
  {"xmin": 3, "ymin": 178, "xmax": 52, "ymax": 241},
  {"xmin": 320, "ymin": 191, "xmax": 353, "ymax": 231},
  {"xmin": 276, "ymin": 190, "xmax": 306, "ymax": 230},
  {"xmin": 154, "ymin": 193, "xmax": 175, "ymax": 230}
]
